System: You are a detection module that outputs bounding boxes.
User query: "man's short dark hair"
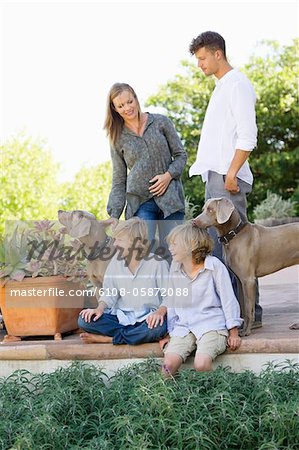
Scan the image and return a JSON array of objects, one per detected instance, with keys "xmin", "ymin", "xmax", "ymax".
[{"xmin": 189, "ymin": 31, "xmax": 226, "ymax": 59}]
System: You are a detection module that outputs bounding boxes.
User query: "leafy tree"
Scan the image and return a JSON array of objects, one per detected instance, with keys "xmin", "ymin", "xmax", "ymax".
[
  {"xmin": 0, "ymin": 135, "xmax": 113, "ymax": 237},
  {"xmin": 60, "ymin": 162, "xmax": 112, "ymax": 219},
  {"xmin": 243, "ymin": 40, "xmax": 299, "ymax": 213},
  {"xmin": 146, "ymin": 39, "xmax": 299, "ymax": 218},
  {"xmin": 0, "ymin": 134, "xmax": 61, "ymax": 235}
]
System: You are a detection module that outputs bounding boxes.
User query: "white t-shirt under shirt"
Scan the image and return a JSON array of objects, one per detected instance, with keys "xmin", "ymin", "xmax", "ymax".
[
  {"xmin": 189, "ymin": 68, "xmax": 257, "ymax": 185},
  {"xmin": 100, "ymin": 253, "xmax": 169, "ymax": 326}
]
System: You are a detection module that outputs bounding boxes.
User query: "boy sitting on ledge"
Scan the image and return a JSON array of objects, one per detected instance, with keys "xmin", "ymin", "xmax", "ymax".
[
  {"xmin": 78, "ymin": 217, "xmax": 168, "ymax": 345},
  {"xmin": 147, "ymin": 222, "xmax": 242, "ymax": 375}
]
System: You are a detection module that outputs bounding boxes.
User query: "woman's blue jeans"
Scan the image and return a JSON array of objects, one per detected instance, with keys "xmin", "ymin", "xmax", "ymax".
[
  {"xmin": 134, "ymin": 198, "xmax": 184, "ymax": 259},
  {"xmin": 78, "ymin": 312, "xmax": 167, "ymax": 345}
]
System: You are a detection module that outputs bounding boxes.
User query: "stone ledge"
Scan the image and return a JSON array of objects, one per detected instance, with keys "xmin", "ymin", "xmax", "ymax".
[
  {"xmin": 1, "ymin": 354, "xmax": 298, "ymax": 378},
  {"xmin": 0, "ymin": 337, "xmax": 298, "ymax": 361},
  {"xmin": 0, "ymin": 345, "xmax": 48, "ymax": 360},
  {"xmin": 46, "ymin": 342, "xmax": 163, "ymax": 360},
  {"xmin": 229, "ymin": 338, "xmax": 299, "ymax": 354}
]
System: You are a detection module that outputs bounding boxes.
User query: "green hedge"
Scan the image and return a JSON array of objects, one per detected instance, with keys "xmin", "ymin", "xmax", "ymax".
[{"xmin": 0, "ymin": 360, "xmax": 298, "ymax": 449}]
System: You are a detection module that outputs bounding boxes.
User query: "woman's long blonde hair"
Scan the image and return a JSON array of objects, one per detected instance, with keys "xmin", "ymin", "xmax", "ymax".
[{"xmin": 103, "ymin": 83, "xmax": 141, "ymax": 147}]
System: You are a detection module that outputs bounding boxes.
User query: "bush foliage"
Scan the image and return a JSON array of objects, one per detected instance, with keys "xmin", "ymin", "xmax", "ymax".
[
  {"xmin": 0, "ymin": 360, "xmax": 298, "ymax": 450},
  {"xmin": 61, "ymin": 161, "xmax": 113, "ymax": 219},
  {"xmin": 0, "ymin": 135, "xmax": 60, "ymax": 236},
  {"xmin": 0, "ymin": 136, "xmax": 112, "ymax": 237},
  {"xmin": 253, "ymin": 191, "xmax": 297, "ymax": 219}
]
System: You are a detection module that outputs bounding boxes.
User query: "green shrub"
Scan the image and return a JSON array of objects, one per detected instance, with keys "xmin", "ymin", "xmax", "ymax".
[
  {"xmin": 0, "ymin": 360, "xmax": 298, "ymax": 450},
  {"xmin": 253, "ymin": 191, "xmax": 297, "ymax": 219},
  {"xmin": 184, "ymin": 196, "xmax": 198, "ymax": 220}
]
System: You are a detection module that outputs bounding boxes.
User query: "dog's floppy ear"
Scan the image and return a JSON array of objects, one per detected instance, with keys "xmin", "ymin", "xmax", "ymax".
[
  {"xmin": 216, "ymin": 198, "xmax": 235, "ymax": 224},
  {"xmin": 69, "ymin": 216, "xmax": 91, "ymax": 238}
]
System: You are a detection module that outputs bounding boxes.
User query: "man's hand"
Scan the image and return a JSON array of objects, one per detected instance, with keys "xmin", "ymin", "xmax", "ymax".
[
  {"xmin": 79, "ymin": 305, "xmax": 105, "ymax": 323},
  {"xmin": 227, "ymin": 327, "xmax": 241, "ymax": 351},
  {"xmin": 146, "ymin": 307, "xmax": 167, "ymax": 329},
  {"xmin": 149, "ymin": 172, "xmax": 172, "ymax": 197},
  {"xmin": 224, "ymin": 173, "xmax": 240, "ymax": 194},
  {"xmin": 225, "ymin": 149, "xmax": 251, "ymax": 193}
]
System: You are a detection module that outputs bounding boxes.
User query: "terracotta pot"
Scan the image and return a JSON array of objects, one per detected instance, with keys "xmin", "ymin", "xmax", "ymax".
[{"xmin": 0, "ymin": 276, "xmax": 85, "ymax": 342}]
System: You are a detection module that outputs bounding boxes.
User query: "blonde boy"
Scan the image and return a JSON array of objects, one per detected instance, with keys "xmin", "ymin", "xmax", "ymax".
[
  {"xmin": 79, "ymin": 217, "xmax": 168, "ymax": 344},
  {"xmin": 147, "ymin": 222, "xmax": 242, "ymax": 375}
]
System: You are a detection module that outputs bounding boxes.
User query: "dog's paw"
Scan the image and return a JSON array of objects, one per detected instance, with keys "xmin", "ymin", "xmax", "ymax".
[
  {"xmin": 239, "ymin": 327, "xmax": 251, "ymax": 337},
  {"xmin": 289, "ymin": 323, "xmax": 299, "ymax": 330}
]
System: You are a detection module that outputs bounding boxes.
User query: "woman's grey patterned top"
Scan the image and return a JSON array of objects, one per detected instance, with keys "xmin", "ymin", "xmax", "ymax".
[{"xmin": 107, "ymin": 113, "xmax": 187, "ymax": 219}]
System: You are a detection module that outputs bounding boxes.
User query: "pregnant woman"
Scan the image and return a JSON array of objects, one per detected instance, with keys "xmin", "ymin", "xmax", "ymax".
[{"xmin": 104, "ymin": 83, "xmax": 186, "ymax": 256}]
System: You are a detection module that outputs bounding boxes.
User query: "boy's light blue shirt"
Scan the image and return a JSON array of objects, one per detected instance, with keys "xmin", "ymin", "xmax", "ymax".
[
  {"xmin": 99, "ymin": 253, "xmax": 169, "ymax": 326},
  {"xmin": 164, "ymin": 255, "xmax": 243, "ymax": 339}
]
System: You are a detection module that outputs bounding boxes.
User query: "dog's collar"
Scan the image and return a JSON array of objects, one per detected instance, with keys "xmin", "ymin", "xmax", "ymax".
[
  {"xmin": 84, "ymin": 236, "xmax": 113, "ymax": 260},
  {"xmin": 218, "ymin": 220, "xmax": 246, "ymax": 245}
]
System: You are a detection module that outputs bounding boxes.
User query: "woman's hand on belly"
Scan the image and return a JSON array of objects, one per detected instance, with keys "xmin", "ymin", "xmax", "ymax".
[{"xmin": 149, "ymin": 172, "xmax": 172, "ymax": 197}]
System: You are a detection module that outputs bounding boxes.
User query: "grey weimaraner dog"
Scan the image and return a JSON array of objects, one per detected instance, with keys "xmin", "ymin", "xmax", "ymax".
[
  {"xmin": 193, "ymin": 198, "xmax": 299, "ymax": 336},
  {"xmin": 58, "ymin": 210, "xmax": 116, "ymax": 298}
]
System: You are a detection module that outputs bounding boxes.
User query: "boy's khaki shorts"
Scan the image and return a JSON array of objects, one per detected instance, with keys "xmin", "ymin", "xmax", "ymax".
[{"xmin": 164, "ymin": 330, "xmax": 228, "ymax": 362}]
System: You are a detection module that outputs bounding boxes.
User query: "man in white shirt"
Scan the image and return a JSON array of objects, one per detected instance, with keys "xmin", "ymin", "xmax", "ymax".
[
  {"xmin": 188, "ymin": 31, "xmax": 262, "ymax": 325},
  {"xmin": 189, "ymin": 31, "xmax": 257, "ymax": 252}
]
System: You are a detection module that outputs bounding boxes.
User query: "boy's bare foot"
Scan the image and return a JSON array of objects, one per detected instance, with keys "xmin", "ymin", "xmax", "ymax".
[
  {"xmin": 80, "ymin": 332, "xmax": 113, "ymax": 344},
  {"xmin": 161, "ymin": 364, "xmax": 177, "ymax": 382}
]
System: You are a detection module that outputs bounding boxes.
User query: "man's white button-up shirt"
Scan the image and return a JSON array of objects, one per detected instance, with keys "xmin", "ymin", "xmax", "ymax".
[{"xmin": 189, "ymin": 69, "xmax": 257, "ymax": 185}]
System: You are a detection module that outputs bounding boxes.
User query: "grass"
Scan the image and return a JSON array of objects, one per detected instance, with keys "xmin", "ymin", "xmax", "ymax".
[{"xmin": 0, "ymin": 360, "xmax": 298, "ymax": 450}]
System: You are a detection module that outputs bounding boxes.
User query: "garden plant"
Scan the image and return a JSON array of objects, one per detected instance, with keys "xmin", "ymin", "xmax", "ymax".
[
  {"xmin": 253, "ymin": 191, "xmax": 297, "ymax": 221},
  {"xmin": 0, "ymin": 360, "xmax": 298, "ymax": 450},
  {"xmin": 0, "ymin": 220, "xmax": 87, "ymax": 286}
]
